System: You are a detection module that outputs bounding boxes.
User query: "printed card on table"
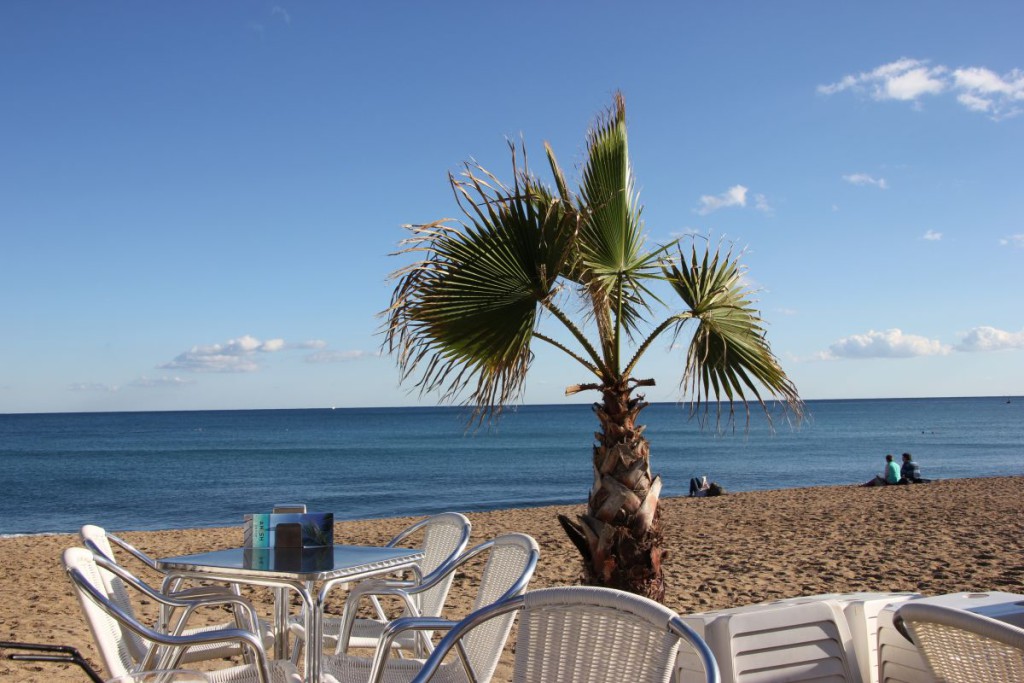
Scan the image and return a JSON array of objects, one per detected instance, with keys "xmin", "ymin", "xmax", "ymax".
[{"xmin": 244, "ymin": 512, "xmax": 333, "ymax": 548}]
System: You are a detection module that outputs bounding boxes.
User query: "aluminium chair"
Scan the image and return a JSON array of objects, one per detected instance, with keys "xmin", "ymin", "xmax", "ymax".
[
  {"xmin": 290, "ymin": 512, "xmax": 471, "ymax": 660},
  {"xmin": 81, "ymin": 524, "xmax": 243, "ymax": 598},
  {"xmin": 64, "ymin": 547, "xmax": 300, "ymax": 683},
  {"xmin": 81, "ymin": 525, "xmax": 275, "ymax": 662},
  {"xmin": 409, "ymin": 586, "xmax": 720, "ymax": 683},
  {"xmin": 320, "ymin": 532, "xmax": 539, "ymax": 683},
  {"xmin": 895, "ymin": 601, "xmax": 1024, "ymax": 682}
]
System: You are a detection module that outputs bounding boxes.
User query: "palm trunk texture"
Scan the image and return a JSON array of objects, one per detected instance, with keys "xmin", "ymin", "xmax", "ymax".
[{"xmin": 558, "ymin": 385, "xmax": 666, "ymax": 602}]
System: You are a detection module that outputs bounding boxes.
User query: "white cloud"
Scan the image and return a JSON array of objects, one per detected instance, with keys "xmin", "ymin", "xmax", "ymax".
[
  {"xmin": 70, "ymin": 382, "xmax": 120, "ymax": 393},
  {"xmin": 271, "ymin": 5, "xmax": 291, "ymax": 23},
  {"xmin": 818, "ymin": 58, "xmax": 946, "ymax": 102},
  {"xmin": 957, "ymin": 93, "xmax": 992, "ymax": 113},
  {"xmin": 160, "ymin": 334, "xmax": 316, "ymax": 373},
  {"xmin": 843, "ymin": 173, "xmax": 888, "ymax": 190},
  {"xmin": 305, "ymin": 350, "xmax": 379, "ymax": 363},
  {"xmin": 820, "ymin": 59, "xmax": 1024, "ymax": 120},
  {"xmin": 754, "ymin": 193, "xmax": 773, "ymax": 214},
  {"xmin": 822, "ymin": 328, "xmax": 951, "ymax": 359},
  {"xmin": 999, "ymin": 234, "xmax": 1024, "ymax": 248},
  {"xmin": 923, "ymin": 230, "xmax": 943, "ymax": 241},
  {"xmin": 130, "ymin": 376, "xmax": 196, "ymax": 388},
  {"xmin": 952, "ymin": 67, "xmax": 1024, "ymax": 120},
  {"xmin": 884, "ymin": 65, "xmax": 947, "ymax": 101},
  {"xmin": 695, "ymin": 185, "xmax": 748, "ymax": 215},
  {"xmin": 955, "ymin": 327, "xmax": 1024, "ymax": 352}
]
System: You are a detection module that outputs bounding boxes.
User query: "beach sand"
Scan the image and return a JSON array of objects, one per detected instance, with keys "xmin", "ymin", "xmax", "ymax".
[{"xmin": 2, "ymin": 476, "xmax": 1022, "ymax": 681}]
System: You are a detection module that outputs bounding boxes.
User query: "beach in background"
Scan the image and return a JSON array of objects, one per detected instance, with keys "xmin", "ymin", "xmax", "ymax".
[
  {"xmin": 2, "ymin": 476, "xmax": 1022, "ymax": 681},
  {"xmin": 2, "ymin": 396, "xmax": 1022, "ymax": 535}
]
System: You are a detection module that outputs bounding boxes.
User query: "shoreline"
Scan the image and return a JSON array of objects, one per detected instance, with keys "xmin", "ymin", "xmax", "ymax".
[
  {"xmin": 0, "ymin": 473, "xmax": 1015, "ymax": 539},
  {"xmin": 2, "ymin": 476, "xmax": 1022, "ymax": 681}
]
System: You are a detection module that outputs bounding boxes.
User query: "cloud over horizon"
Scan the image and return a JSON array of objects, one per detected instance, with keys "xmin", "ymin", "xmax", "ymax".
[
  {"xmin": 816, "ymin": 325, "xmax": 1024, "ymax": 360},
  {"xmin": 821, "ymin": 328, "xmax": 951, "ymax": 360},
  {"xmin": 161, "ymin": 335, "xmax": 328, "ymax": 373},
  {"xmin": 130, "ymin": 376, "xmax": 196, "ymax": 388},
  {"xmin": 955, "ymin": 327, "xmax": 1024, "ymax": 352},
  {"xmin": 305, "ymin": 349, "xmax": 379, "ymax": 363},
  {"xmin": 69, "ymin": 382, "xmax": 120, "ymax": 393},
  {"xmin": 819, "ymin": 58, "xmax": 1024, "ymax": 120}
]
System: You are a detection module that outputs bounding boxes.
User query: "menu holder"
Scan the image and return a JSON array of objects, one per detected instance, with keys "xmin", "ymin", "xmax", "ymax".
[{"xmin": 243, "ymin": 512, "xmax": 334, "ymax": 548}]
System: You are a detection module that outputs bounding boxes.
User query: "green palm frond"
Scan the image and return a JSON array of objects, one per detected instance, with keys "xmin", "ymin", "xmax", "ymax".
[
  {"xmin": 664, "ymin": 244, "xmax": 803, "ymax": 428},
  {"xmin": 573, "ymin": 93, "xmax": 668, "ymax": 364},
  {"xmin": 384, "ymin": 148, "xmax": 578, "ymax": 421}
]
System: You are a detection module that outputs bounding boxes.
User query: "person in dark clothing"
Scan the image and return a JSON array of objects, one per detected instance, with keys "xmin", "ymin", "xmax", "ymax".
[{"xmin": 899, "ymin": 452, "xmax": 924, "ymax": 484}]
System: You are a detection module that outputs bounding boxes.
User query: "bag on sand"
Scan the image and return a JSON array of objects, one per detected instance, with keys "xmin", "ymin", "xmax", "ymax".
[{"xmin": 707, "ymin": 482, "xmax": 724, "ymax": 496}]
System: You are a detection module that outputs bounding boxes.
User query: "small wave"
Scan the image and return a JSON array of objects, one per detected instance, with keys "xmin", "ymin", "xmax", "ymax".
[{"xmin": 0, "ymin": 531, "xmax": 69, "ymax": 539}]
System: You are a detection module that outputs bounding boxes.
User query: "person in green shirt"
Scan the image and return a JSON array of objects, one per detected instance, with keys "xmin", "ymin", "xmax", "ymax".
[{"xmin": 862, "ymin": 453, "xmax": 901, "ymax": 487}]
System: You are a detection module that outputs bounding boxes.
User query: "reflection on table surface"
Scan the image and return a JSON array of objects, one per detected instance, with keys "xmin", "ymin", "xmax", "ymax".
[{"xmin": 158, "ymin": 545, "xmax": 423, "ymax": 580}]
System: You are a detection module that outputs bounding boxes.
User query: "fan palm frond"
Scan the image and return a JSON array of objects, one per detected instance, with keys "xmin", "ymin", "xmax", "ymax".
[
  {"xmin": 664, "ymin": 244, "xmax": 803, "ymax": 427},
  {"xmin": 384, "ymin": 149, "xmax": 577, "ymax": 421}
]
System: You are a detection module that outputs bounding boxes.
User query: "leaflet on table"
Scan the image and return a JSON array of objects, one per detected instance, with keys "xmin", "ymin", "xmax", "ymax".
[{"xmin": 243, "ymin": 512, "xmax": 334, "ymax": 547}]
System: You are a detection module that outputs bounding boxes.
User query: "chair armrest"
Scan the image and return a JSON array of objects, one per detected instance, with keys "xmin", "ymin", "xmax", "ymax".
[
  {"xmin": 92, "ymin": 554, "xmax": 260, "ymax": 634},
  {"xmin": 369, "ymin": 618, "xmax": 460, "ymax": 683},
  {"xmin": 669, "ymin": 617, "xmax": 721, "ymax": 683},
  {"xmin": 336, "ymin": 583, "xmax": 422, "ymax": 653},
  {"xmin": 105, "ymin": 532, "xmax": 161, "ymax": 571},
  {"xmin": 167, "ymin": 584, "xmax": 239, "ymax": 600},
  {"xmin": 167, "ymin": 592, "xmax": 262, "ymax": 636}
]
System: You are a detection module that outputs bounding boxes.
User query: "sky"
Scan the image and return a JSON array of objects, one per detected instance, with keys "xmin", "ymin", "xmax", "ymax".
[{"xmin": 2, "ymin": 1, "xmax": 1022, "ymax": 414}]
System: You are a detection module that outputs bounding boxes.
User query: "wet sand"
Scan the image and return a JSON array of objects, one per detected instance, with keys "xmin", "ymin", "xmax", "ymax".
[{"xmin": 2, "ymin": 476, "xmax": 1022, "ymax": 681}]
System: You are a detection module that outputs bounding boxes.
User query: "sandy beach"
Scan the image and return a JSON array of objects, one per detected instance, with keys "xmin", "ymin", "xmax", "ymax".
[{"xmin": 2, "ymin": 476, "xmax": 1022, "ymax": 681}]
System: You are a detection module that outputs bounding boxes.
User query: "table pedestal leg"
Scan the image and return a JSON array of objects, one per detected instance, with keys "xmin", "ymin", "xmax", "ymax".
[
  {"xmin": 274, "ymin": 587, "xmax": 290, "ymax": 660},
  {"xmin": 304, "ymin": 582, "xmax": 321, "ymax": 683}
]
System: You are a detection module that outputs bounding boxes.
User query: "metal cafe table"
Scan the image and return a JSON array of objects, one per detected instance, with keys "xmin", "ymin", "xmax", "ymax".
[{"xmin": 157, "ymin": 545, "xmax": 424, "ymax": 683}]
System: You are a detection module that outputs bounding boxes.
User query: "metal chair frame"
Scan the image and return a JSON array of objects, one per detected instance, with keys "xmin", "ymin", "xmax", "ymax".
[{"xmin": 64, "ymin": 547, "xmax": 286, "ymax": 683}]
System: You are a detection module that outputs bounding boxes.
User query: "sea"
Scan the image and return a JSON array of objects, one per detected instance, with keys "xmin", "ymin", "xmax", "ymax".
[{"xmin": 1, "ymin": 397, "xmax": 1021, "ymax": 536}]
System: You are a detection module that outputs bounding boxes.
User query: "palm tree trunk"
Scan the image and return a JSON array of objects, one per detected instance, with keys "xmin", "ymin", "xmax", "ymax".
[{"xmin": 558, "ymin": 383, "xmax": 666, "ymax": 601}]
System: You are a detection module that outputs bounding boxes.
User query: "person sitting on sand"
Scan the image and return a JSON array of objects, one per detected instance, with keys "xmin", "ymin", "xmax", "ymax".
[
  {"xmin": 862, "ymin": 454, "xmax": 900, "ymax": 487},
  {"xmin": 898, "ymin": 452, "xmax": 924, "ymax": 484}
]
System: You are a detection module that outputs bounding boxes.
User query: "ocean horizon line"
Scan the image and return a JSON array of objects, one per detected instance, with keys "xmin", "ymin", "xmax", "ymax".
[{"xmin": 3, "ymin": 393, "xmax": 1020, "ymax": 417}]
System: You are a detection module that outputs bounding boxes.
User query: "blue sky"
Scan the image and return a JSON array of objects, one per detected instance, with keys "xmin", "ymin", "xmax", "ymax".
[{"xmin": 2, "ymin": 1, "xmax": 1022, "ymax": 414}]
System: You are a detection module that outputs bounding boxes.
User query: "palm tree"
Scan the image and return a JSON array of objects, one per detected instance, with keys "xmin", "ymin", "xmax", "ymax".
[{"xmin": 383, "ymin": 92, "xmax": 802, "ymax": 601}]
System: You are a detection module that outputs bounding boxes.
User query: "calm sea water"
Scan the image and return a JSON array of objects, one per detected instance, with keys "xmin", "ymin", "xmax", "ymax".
[{"xmin": 1, "ymin": 397, "xmax": 1020, "ymax": 536}]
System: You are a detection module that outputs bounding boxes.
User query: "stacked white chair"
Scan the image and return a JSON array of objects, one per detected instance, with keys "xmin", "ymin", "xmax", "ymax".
[
  {"xmin": 763, "ymin": 591, "xmax": 918, "ymax": 683},
  {"xmin": 676, "ymin": 599, "xmax": 863, "ymax": 682},
  {"xmin": 81, "ymin": 524, "xmax": 275, "ymax": 662}
]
